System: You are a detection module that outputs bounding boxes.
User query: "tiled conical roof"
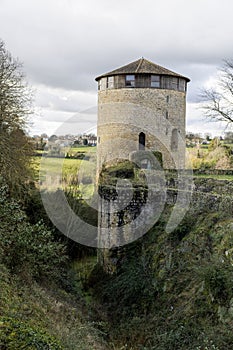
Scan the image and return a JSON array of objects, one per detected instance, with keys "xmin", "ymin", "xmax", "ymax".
[{"xmin": 95, "ymin": 58, "xmax": 190, "ymax": 81}]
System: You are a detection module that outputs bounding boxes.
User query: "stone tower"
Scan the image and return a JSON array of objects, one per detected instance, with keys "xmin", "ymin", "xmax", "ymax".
[
  {"xmin": 95, "ymin": 58, "xmax": 190, "ymax": 172},
  {"xmin": 95, "ymin": 59, "xmax": 190, "ymax": 270}
]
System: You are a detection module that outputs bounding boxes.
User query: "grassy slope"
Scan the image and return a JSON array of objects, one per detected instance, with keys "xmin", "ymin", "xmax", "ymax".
[{"xmin": 0, "ymin": 261, "xmax": 108, "ymax": 350}]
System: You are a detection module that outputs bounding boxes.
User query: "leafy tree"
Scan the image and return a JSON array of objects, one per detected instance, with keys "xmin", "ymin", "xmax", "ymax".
[
  {"xmin": 201, "ymin": 60, "xmax": 233, "ymax": 126},
  {"xmin": 0, "ymin": 39, "xmax": 33, "ymax": 191}
]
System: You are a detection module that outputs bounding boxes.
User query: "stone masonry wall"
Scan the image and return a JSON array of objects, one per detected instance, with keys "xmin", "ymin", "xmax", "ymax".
[
  {"xmin": 97, "ymin": 88, "xmax": 186, "ymax": 172},
  {"xmin": 98, "ymin": 177, "xmax": 233, "ymax": 273}
]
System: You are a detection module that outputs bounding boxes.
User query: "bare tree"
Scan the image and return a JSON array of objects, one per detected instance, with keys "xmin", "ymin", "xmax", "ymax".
[
  {"xmin": 201, "ymin": 60, "xmax": 233, "ymax": 126},
  {"xmin": 0, "ymin": 39, "xmax": 33, "ymax": 191}
]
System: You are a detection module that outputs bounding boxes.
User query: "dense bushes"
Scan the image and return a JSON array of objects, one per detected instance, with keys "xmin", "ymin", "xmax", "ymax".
[
  {"xmin": 0, "ymin": 317, "xmax": 62, "ymax": 350},
  {"xmin": 0, "ymin": 183, "xmax": 67, "ymax": 281},
  {"xmin": 188, "ymin": 143, "xmax": 233, "ymax": 170}
]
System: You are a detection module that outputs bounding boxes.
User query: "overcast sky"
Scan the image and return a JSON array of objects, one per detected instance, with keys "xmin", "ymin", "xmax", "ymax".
[{"xmin": 1, "ymin": 0, "xmax": 233, "ymax": 136}]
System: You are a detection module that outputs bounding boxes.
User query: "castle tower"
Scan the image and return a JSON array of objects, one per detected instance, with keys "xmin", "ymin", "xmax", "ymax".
[
  {"xmin": 95, "ymin": 58, "xmax": 190, "ymax": 172},
  {"xmin": 95, "ymin": 59, "xmax": 190, "ymax": 270}
]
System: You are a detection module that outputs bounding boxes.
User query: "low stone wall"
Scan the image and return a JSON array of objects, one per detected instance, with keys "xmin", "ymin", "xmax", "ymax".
[{"xmin": 98, "ymin": 176, "xmax": 233, "ymax": 272}]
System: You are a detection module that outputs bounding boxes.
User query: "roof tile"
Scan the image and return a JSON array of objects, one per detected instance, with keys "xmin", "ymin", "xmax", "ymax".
[{"xmin": 95, "ymin": 58, "xmax": 190, "ymax": 81}]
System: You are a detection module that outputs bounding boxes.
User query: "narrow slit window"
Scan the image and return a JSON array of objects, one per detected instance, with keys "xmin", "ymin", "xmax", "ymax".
[
  {"xmin": 139, "ymin": 132, "xmax": 145, "ymax": 150},
  {"xmin": 171, "ymin": 129, "xmax": 178, "ymax": 151}
]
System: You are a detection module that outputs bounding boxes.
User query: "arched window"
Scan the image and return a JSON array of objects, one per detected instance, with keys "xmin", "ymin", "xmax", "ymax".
[
  {"xmin": 139, "ymin": 132, "xmax": 145, "ymax": 150},
  {"xmin": 171, "ymin": 129, "xmax": 178, "ymax": 151}
]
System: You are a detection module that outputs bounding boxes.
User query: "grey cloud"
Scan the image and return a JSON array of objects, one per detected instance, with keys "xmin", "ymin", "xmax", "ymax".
[
  {"xmin": 2, "ymin": 0, "xmax": 233, "ymax": 94},
  {"xmin": 1, "ymin": 0, "xmax": 233, "ymax": 135},
  {"xmin": 35, "ymin": 86, "xmax": 97, "ymax": 113}
]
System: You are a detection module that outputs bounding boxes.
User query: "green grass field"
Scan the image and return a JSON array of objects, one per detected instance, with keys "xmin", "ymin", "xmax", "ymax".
[
  {"xmin": 33, "ymin": 152, "xmax": 96, "ymax": 199},
  {"xmin": 34, "ymin": 146, "xmax": 96, "ymax": 175},
  {"xmin": 33, "ymin": 156, "xmax": 82, "ymax": 177}
]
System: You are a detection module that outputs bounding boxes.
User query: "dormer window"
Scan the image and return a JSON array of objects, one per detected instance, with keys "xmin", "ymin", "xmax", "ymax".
[
  {"xmin": 125, "ymin": 75, "xmax": 135, "ymax": 87},
  {"xmin": 151, "ymin": 75, "xmax": 160, "ymax": 88},
  {"xmin": 107, "ymin": 76, "xmax": 114, "ymax": 89}
]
